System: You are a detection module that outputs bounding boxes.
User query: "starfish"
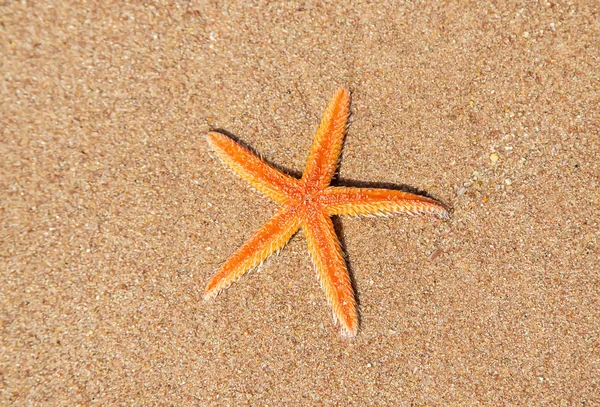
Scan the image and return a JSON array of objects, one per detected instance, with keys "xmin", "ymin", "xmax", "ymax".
[{"xmin": 204, "ymin": 88, "xmax": 448, "ymax": 337}]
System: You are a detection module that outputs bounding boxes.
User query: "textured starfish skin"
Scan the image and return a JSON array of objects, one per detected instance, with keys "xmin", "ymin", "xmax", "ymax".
[{"xmin": 204, "ymin": 88, "xmax": 448, "ymax": 337}]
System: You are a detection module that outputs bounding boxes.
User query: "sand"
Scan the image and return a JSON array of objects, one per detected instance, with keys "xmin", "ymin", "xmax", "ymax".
[{"xmin": 2, "ymin": 1, "xmax": 599, "ymax": 405}]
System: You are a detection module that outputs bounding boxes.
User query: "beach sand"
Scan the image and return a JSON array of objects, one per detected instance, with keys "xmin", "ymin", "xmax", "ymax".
[{"xmin": 2, "ymin": 1, "xmax": 598, "ymax": 405}]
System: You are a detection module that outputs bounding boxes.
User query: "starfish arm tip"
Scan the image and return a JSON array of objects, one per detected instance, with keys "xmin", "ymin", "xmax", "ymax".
[
  {"xmin": 202, "ymin": 289, "xmax": 216, "ymax": 301},
  {"xmin": 203, "ymin": 278, "xmax": 225, "ymax": 301},
  {"xmin": 337, "ymin": 86, "xmax": 350, "ymax": 96},
  {"xmin": 206, "ymin": 131, "xmax": 221, "ymax": 145},
  {"xmin": 436, "ymin": 205, "xmax": 451, "ymax": 219},
  {"xmin": 341, "ymin": 324, "xmax": 359, "ymax": 338}
]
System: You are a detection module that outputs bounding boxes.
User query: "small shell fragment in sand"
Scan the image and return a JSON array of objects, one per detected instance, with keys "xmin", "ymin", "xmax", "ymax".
[{"xmin": 429, "ymin": 248, "xmax": 444, "ymax": 262}]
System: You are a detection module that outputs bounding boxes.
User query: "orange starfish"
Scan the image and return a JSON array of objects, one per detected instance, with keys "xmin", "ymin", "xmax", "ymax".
[{"xmin": 204, "ymin": 88, "xmax": 448, "ymax": 337}]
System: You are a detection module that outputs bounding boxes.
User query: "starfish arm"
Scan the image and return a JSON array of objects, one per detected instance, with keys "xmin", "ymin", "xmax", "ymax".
[
  {"xmin": 301, "ymin": 88, "xmax": 350, "ymax": 189},
  {"xmin": 207, "ymin": 132, "xmax": 300, "ymax": 203},
  {"xmin": 204, "ymin": 205, "xmax": 302, "ymax": 300},
  {"xmin": 321, "ymin": 187, "xmax": 449, "ymax": 218},
  {"xmin": 302, "ymin": 211, "xmax": 358, "ymax": 337}
]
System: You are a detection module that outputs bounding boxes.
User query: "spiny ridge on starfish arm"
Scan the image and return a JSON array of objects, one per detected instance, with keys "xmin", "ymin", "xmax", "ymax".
[{"xmin": 204, "ymin": 87, "xmax": 448, "ymax": 337}]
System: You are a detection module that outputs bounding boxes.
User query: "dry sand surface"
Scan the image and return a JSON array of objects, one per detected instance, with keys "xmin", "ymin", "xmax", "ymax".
[{"xmin": 2, "ymin": 1, "xmax": 599, "ymax": 406}]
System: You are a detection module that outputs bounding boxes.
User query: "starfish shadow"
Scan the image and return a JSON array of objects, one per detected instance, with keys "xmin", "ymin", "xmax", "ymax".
[
  {"xmin": 331, "ymin": 216, "xmax": 361, "ymax": 316},
  {"xmin": 210, "ymin": 129, "xmax": 304, "ymax": 179},
  {"xmin": 210, "ymin": 130, "xmax": 450, "ymax": 209},
  {"xmin": 208, "ymin": 128, "xmax": 450, "ymax": 333},
  {"xmin": 328, "ymin": 178, "xmax": 449, "ymax": 327},
  {"xmin": 332, "ymin": 176, "xmax": 452, "ymax": 212}
]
